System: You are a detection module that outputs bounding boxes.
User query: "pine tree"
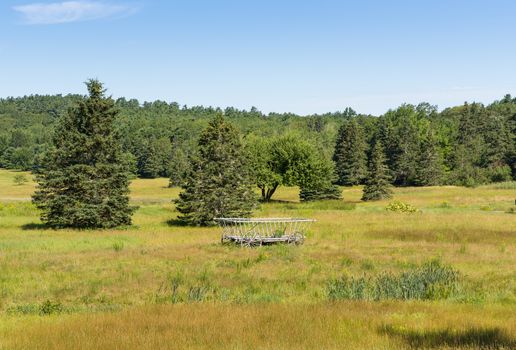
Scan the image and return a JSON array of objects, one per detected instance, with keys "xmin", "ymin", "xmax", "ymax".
[
  {"xmin": 333, "ymin": 119, "xmax": 368, "ymax": 185},
  {"xmin": 362, "ymin": 140, "xmax": 392, "ymax": 201},
  {"xmin": 168, "ymin": 148, "xmax": 190, "ymax": 187},
  {"xmin": 32, "ymin": 80, "xmax": 135, "ymax": 228},
  {"xmin": 415, "ymin": 133, "xmax": 444, "ymax": 186},
  {"xmin": 137, "ymin": 144, "xmax": 161, "ymax": 178},
  {"xmin": 175, "ymin": 115, "xmax": 257, "ymax": 226},
  {"xmin": 451, "ymin": 103, "xmax": 488, "ymax": 185}
]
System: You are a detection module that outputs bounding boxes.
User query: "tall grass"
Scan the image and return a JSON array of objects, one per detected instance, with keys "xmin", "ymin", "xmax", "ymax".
[
  {"xmin": 2, "ymin": 303, "xmax": 515, "ymax": 350},
  {"xmin": 0, "ymin": 202, "xmax": 39, "ymax": 217},
  {"xmin": 0, "ymin": 169, "xmax": 515, "ymax": 349},
  {"xmin": 482, "ymin": 181, "xmax": 516, "ymax": 190},
  {"xmin": 327, "ymin": 260, "xmax": 460, "ymax": 301}
]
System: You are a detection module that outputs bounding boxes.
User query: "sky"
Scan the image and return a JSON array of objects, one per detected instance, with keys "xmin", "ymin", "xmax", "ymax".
[{"xmin": 1, "ymin": 0, "xmax": 516, "ymax": 115}]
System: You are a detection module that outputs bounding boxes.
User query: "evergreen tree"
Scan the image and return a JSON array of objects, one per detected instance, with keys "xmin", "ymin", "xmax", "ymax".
[
  {"xmin": 137, "ymin": 143, "xmax": 162, "ymax": 178},
  {"xmin": 32, "ymin": 80, "xmax": 135, "ymax": 228},
  {"xmin": 415, "ymin": 132, "xmax": 444, "ymax": 186},
  {"xmin": 299, "ymin": 155, "xmax": 342, "ymax": 201},
  {"xmin": 168, "ymin": 148, "xmax": 190, "ymax": 187},
  {"xmin": 333, "ymin": 119, "xmax": 368, "ymax": 185},
  {"xmin": 450, "ymin": 103, "xmax": 488, "ymax": 186},
  {"xmin": 175, "ymin": 115, "xmax": 257, "ymax": 226},
  {"xmin": 362, "ymin": 140, "xmax": 392, "ymax": 201},
  {"xmin": 510, "ymin": 112, "xmax": 516, "ymax": 178}
]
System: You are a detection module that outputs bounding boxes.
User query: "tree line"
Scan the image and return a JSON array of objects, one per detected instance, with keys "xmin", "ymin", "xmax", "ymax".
[
  {"xmin": 25, "ymin": 80, "xmax": 515, "ymax": 228},
  {"xmin": 24, "ymin": 81, "xmax": 515, "ymax": 228},
  {"xmin": 1, "ymin": 90, "xmax": 514, "ymax": 189}
]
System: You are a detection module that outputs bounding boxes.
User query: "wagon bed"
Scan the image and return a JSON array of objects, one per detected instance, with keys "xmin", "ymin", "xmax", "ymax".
[{"xmin": 215, "ymin": 217, "xmax": 315, "ymax": 246}]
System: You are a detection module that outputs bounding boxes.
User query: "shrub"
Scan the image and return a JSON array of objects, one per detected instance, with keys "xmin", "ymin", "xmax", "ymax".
[
  {"xmin": 13, "ymin": 174, "xmax": 28, "ymax": 186},
  {"xmin": 386, "ymin": 200, "xmax": 419, "ymax": 213}
]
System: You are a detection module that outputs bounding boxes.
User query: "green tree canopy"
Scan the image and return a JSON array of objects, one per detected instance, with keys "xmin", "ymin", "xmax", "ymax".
[{"xmin": 247, "ymin": 134, "xmax": 340, "ymax": 201}]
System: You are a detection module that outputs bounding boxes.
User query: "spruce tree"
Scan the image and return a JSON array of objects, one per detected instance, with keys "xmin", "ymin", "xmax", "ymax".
[
  {"xmin": 415, "ymin": 133, "xmax": 444, "ymax": 186},
  {"xmin": 362, "ymin": 140, "xmax": 392, "ymax": 201},
  {"xmin": 333, "ymin": 119, "xmax": 368, "ymax": 185},
  {"xmin": 32, "ymin": 80, "xmax": 135, "ymax": 228},
  {"xmin": 168, "ymin": 148, "xmax": 190, "ymax": 187},
  {"xmin": 175, "ymin": 115, "xmax": 256, "ymax": 226},
  {"xmin": 299, "ymin": 156, "xmax": 342, "ymax": 201},
  {"xmin": 137, "ymin": 140, "xmax": 163, "ymax": 178}
]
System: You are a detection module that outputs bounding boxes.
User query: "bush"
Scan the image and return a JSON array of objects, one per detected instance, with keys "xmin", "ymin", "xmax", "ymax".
[
  {"xmin": 327, "ymin": 260, "xmax": 460, "ymax": 301},
  {"xmin": 13, "ymin": 174, "xmax": 28, "ymax": 186},
  {"xmin": 386, "ymin": 200, "xmax": 419, "ymax": 213}
]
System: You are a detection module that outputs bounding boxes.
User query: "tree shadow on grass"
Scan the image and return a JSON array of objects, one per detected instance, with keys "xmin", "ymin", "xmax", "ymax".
[
  {"xmin": 379, "ymin": 325, "xmax": 516, "ymax": 349},
  {"xmin": 166, "ymin": 219, "xmax": 219, "ymax": 228},
  {"xmin": 166, "ymin": 219, "xmax": 190, "ymax": 227},
  {"xmin": 21, "ymin": 223, "xmax": 139, "ymax": 231},
  {"xmin": 21, "ymin": 223, "xmax": 51, "ymax": 230}
]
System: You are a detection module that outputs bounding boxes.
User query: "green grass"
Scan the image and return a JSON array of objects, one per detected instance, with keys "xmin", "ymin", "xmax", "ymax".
[{"xmin": 0, "ymin": 169, "xmax": 515, "ymax": 349}]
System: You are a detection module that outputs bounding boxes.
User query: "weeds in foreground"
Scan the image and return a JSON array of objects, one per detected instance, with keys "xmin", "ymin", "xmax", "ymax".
[
  {"xmin": 386, "ymin": 200, "xmax": 419, "ymax": 213},
  {"xmin": 7, "ymin": 300, "xmax": 64, "ymax": 316},
  {"xmin": 112, "ymin": 241, "xmax": 125, "ymax": 252},
  {"xmin": 328, "ymin": 260, "xmax": 460, "ymax": 301}
]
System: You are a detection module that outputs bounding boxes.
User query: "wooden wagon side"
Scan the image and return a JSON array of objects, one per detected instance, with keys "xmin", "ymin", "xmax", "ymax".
[{"xmin": 215, "ymin": 218, "xmax": 315, "ymax": 247}]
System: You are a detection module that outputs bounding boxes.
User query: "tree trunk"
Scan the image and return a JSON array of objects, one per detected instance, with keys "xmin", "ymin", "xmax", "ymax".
[{"xmin": 265, "ymin": 184, "xmax": 279, "ymax": 201}]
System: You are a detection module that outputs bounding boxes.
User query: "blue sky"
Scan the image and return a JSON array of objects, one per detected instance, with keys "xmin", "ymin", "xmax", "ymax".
[{"xmin": 1, "ymin": 0, "xmax": 516, "ymax": 115}]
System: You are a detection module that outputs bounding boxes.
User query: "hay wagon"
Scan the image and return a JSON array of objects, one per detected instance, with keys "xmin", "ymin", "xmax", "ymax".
[{"xmin": 215, "ymin": 217, "xmax": 315, "ymax": 247}]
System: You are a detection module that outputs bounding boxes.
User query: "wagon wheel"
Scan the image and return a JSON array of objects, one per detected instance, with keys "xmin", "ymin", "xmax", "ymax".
[
  {"xmin": 240, "ymin": 238, "xmax": 252, "ymax": 248},
  {"xmin": 294, "ymin": 234, "xmax": 305, "ymax": 246}
]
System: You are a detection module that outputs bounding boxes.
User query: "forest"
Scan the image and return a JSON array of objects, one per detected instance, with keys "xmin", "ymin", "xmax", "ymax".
[{"xmin": 0, "ymin": 92, "xmax": 514, "ymax": 189}]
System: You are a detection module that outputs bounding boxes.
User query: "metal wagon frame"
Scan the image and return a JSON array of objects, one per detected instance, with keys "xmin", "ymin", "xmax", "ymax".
[{"xmin": 215, "ymin": 217, "xmax": 315, "ymax": 247}]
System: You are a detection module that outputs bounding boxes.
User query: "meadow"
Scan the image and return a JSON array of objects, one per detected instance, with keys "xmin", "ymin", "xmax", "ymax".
[{"xmin": 0, "ymin": 169, "xmax": 514, "ymax": 349}]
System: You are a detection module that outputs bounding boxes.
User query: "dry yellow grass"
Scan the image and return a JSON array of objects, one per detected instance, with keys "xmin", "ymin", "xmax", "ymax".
[
  {"xmin": 0, "ymin": 170, "xmax": 36, "ymax": 201},
  {"xmin": 2, "ymin": 303, "xmax": 515, "ymax": 350}
]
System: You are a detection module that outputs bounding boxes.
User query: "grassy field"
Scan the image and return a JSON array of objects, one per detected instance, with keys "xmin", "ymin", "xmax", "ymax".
[{"xmin": 0, "ymin": 169, "xmax": 515, "ymax": 349}]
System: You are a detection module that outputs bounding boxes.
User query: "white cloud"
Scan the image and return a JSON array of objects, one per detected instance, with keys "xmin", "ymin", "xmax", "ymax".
[{"xmin": 13, "ymin": 1, "xmax": 139, "ymax": 24}]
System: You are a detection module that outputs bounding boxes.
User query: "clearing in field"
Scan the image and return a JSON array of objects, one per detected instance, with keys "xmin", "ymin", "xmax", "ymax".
[{"xmin": 0, "ymin": 169, "xmax": 515, "ymax": 349}]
